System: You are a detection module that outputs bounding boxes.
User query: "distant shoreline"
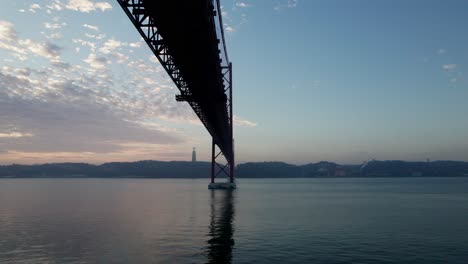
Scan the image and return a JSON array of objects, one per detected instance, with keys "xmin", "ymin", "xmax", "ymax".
[
  {"xmin": 1, "ymin": 176, "xmax": 467, "ymax": 179},
  {"xmin": 1, "ymin": 160, "xmax": 468, "ymax": 178}
]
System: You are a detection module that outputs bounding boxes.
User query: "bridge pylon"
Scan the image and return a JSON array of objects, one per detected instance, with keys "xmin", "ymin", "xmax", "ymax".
[{"xmin": 209, "ymin": 63, "xmax": 236, "ymax": 190}]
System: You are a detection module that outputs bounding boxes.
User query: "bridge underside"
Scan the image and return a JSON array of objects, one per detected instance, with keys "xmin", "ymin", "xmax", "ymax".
[{"xmin": 117, "ymin": 0, "xmax": 234, "ymax": 184}]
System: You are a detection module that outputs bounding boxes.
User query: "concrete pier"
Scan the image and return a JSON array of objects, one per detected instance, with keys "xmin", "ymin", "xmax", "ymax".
[{"xmin": 208, "ymin": 182, "xmax": 237, "ymax": 190}]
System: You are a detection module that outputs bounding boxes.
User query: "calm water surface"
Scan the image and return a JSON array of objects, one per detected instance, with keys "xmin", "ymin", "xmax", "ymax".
[{"xmin": 1, "ymin": 178, "xmax": 468, "ymax": 263}]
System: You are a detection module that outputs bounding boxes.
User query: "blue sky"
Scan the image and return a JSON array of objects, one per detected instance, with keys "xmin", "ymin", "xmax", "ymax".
[{"xmin": 0, "ymin": 0, "xmax": 467, "ymax": 165}]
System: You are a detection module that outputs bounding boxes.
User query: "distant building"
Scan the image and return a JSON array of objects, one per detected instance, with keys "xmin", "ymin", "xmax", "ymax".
[
  {"xmin": 317, "ymin": 167, "xmax": 329, "ymax": 177},
  {"xmin": 334, "ymin": 166, "xmax": 347, "ymax": 177},
  {"xmin": 192, "ymin": 147, "xmax": 197, "ymax": 162}
]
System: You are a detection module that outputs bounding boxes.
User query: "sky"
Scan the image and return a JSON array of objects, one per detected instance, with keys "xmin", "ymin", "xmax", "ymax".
[{"xmin": 0, "ymin": 0, "xmax": 467, "ymax": 165}]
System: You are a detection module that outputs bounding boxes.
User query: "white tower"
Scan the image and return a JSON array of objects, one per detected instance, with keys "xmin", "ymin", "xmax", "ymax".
[{"xmin": 192, "ymin": 147, "xmax": 197, "ymax": 162}]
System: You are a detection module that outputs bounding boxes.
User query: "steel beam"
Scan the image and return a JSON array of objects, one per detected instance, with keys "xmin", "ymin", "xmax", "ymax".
[
  {"xmin": 211, "ymin": 63, "xmax": 234, "ymax": 184},
  {"xmin": 117, "ymin": 0, "xmax": 235, "ymax": 185},
  {"xmin": 116, "ymin": 0, "xmax": 219, "ymax": 142}
]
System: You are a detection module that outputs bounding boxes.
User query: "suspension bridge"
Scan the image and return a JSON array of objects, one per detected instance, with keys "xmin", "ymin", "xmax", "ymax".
[{"xmin": 117, "ymin": 0, "xmax": 235, "ymax": 189}]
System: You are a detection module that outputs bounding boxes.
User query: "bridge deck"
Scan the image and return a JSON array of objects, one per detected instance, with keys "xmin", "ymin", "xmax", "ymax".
[
  {"xmin": 117, "ymin": 0, "xmax": 233, "ymax": 163},
  {"xmin": 144, "ymin": 0, "xmax": 230, "ymax": 149}
]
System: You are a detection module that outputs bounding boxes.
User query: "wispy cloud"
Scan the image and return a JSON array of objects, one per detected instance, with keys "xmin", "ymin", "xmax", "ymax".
[
  {"xmin": 0, "ymin": 3, "xmax": 215, "ymax": 164},
  {"xmin": 73, "ymin": 38, "xmax": 97, "ymax": 51},
  {"xmin": 0, "ymin": 21, "xmax": 17, "ymax": 42},
  {"xmin": 274, "ymin": 0, "xmax": 299, "ymax": 11},
  {"xmin": 223, "ymin": 2, "xmax": 250, "ymax": 34},
  {"xmin": 225, "ymin": 26, "xmax": 236, "ymax": 33},
  {"xmin": 99, "ymin": 39, "xmax": 122, "ymax": 54},
  {"xmin": 129, "ymin": 41, "xmax": 142, "ymax": 48},
  {"xmin": 47, "ymin": 0, "xmax": 63, "ymax": 12},
  {"xmin": 0, "ymin": 20, "xmax": 63, "ymax": 60},
  {"xmin": 44, "ymin": 22, "xmax": 66, "ymax": 30},
  {"xmin": 442, "ymin": 64, "xmax": 457, "ymax": 71},
  {"xmin": 437, "ymin": 48, "xmax": 446, "ymax": 54},
  {"xmin": 0, "ymin": 93, "xmax": 182, "ymax": 153},
  {"xmin": 0, "ymin": 132, "xmax": 33, "ymax": 138},
  {"xmin": 287, "ymin": 0, "xmax": 298, "ymax": 7},
  {"xmin": 235, "ymin": 2, "xmax": 251, "ymax": 8},
  {"xmin": 28, "ymin": 3, "xmax": 41, "ymax": 13},
  {"xmin": 234, "ymin": 115, "xmax": 257, "ymax": 127},
  {"xmin": 84, "ymin": 53, "xmax": 108, "ymax": 68},
  {"xmin": 66, "ymin": 0, "xmax": 112, "ymax": 13},
  {"xmin": 83, "ymin": 24, "xmax": 99, "ymax": 31},
  {"xmin": 0, "ymin": 60, "xmax": 188, "ymax": 158}
]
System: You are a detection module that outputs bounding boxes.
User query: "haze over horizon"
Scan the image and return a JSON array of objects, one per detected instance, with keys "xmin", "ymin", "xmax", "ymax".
[{"xmin": 1, "ymin": 0, "xmax": 468, "ymax": 165}]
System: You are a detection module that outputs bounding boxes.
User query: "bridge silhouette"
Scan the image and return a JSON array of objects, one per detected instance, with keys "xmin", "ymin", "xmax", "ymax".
[{"xmin": 117, "ymin": 0, "xmax": 235, "ymax": 188}]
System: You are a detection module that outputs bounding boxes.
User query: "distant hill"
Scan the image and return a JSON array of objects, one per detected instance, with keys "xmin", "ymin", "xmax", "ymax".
[
  {"xmin": 236, "ymin": 162, "xmax": 302, "ymax": 178},
  {"xmin": 361, "ymin": 160, "xmax": 468, "ymax": 177},
  {"xmin": 0, "ymin": 160, "xmax": 467, "ymax": 178},
  {"xmin": 235, "ymin": 161, "xmax": 361, "ymax": 178},
  {"xmin": 0, "ymin": 161, "xmax": 211, "ymax": 178}
]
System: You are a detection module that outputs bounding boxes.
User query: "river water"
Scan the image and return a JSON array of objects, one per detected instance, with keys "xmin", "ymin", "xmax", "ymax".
[{"xmin": 1, "ymin": 178, "xmax": 468, "ymax": 263}]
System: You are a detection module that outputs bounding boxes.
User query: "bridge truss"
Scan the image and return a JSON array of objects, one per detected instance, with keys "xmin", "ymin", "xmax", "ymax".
[{"xmin": 117, "ymin": 0, "xmax": 235, "ymax": 185}]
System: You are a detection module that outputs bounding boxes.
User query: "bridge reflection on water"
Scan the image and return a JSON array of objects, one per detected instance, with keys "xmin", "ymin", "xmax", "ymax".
[{"xmin": 206, "ymin": 190, "xmax": 235, "ymax": 263}]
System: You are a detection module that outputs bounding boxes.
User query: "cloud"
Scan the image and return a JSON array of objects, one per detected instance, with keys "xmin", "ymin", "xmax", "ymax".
[
  {"xmin": 44, "ymin": 22, "xmax": 66, "ymax": 30},
  {"xmin": 287, "ymin": 0, "xmax": 298, "ymax": 8},
  {"xmin": 0, "ymin": 20, "xmax": 62, "ymax": 60},
  {"xmin": 442, "ymin": 64, "xmax": 457, "ymax": 71},
  {"xmin": 0, "ymin": 97, "xmax": 181, "ymax": 153},
  {"xmin": 73, "ymin": 38, "xmax": 96, "ymax": 51},
  {"xmin": 83, "ymin": 24, "xmax": 99, "ymax": 31},
  {"xmin": 44, "ymin": 32, "xmax": 63, "ymax": 40},
  {"xmin": 51, "ymin": 60, "xmax": 71, "ymax": 70},
  {"xmin": 29, "ymin": 3, "xmax": 41, "ymax": 13},
  {"xmin": 274, "ymin": 0, "xmax": 299, "ymax": 11},
  {"xmin": 84, "ymin": 53, "xmax": 108, "ymax": 68},
  {"xmin": 30, "ymin": 4, "xmax": 41, "ymax": 9},
  {"xmin": 64, "ymin": 53, "xmax": 179, "ymax": 122},
  {"xmin": 0, "ymin": 16, "xmax": 203, "ymax": 163},
  {"xmin": 0, "ymin": 132, "xmax": 33, "ymax": 138},
  {"xmin": 109, "ymin": 52, "xmax": 129, "ymax": 64},
  {"xmin": 92, "ymin": 39, "xmax": 132, "ymax": 65},
  {"xmin": 44, "ymin": 0, "xmax": 63, "ymax": 13},
  {"xmin": 23, "ymin": 40, "xmax": 62, "ymax": 59},
  {"xmin": 65, "ymin": 0, "xmax": 112, "ymax": 13},
  {"xmin": 84, "ymin": 33, "xmax": 101, "ymax": 39},
  {"xmin": 99, "ymin": 39, "xmax": 122, "ymax": 54},
  {"xmin": 0, "ymin": 70, "xmax": 184, "ymax": 155},
  {"xmin": 234, "ymin": 115, "xmax": 257, "ymax": 127},
  {"xmin": 235, "ymin": 2, "xmax": 251, "ymax": 8},
  {"xmin": 225, "ymin": 26, "xmax": 236, "ymax": 33},
  {"xmin": 0, "ymin": 42, "xmax": 197, "ymax": 139},
  {"xmin": 42, "ymin": 20, "xmax": 67, "ymax": 39},
  {"xmin": 220, "ymin": 1, "xmax": 249, "ymax": 34},
  {"xmin": 0, "ymin": 21, "xmax": 17, "ymax": 42},
  {"xmin": 129, "ymin": 42, "xmax": 142, "ymax": 48},
  {"xmin": 438, "ymin": 48, "xmax": 446, "ymax": 54}
]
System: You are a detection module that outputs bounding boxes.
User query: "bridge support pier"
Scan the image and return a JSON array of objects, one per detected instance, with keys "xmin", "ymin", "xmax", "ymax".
[
  {"xmin": 209, "ymin": 63, "xmax": 235, "ymax": 190},
  {"xmin": 209, "ymin": 139, "xmax": 235, "ymax": 189}
]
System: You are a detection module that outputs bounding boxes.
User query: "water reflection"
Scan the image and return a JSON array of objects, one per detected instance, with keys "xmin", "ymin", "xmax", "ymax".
[{"xmin": 206, "ymin": 190, "xmax": 235, "ymax": 264}]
